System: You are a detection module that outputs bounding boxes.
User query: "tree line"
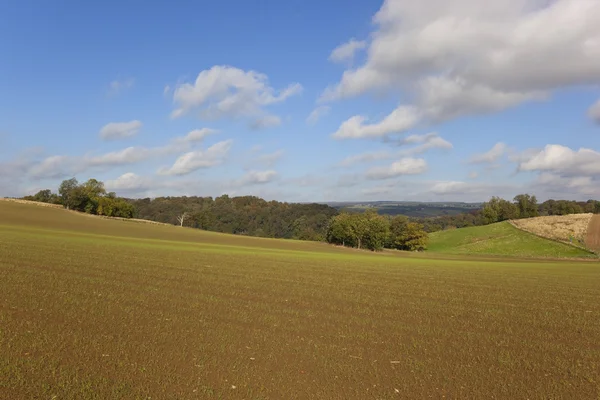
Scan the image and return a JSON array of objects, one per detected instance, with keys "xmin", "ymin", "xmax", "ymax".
[
  {"xmin": 20, "ymin": 180, "xmax": 600, "ymax": 250},
  {"xmin": 326, "ymin": 211, "xmax": 428, "ymax": 251},
  {"xmin": 414, "ymin": 195, "xmax": 600, "ymax": 232},
  {"xmin": 23, "ymin": 178, "xmax": 136, "ymax": 218}
]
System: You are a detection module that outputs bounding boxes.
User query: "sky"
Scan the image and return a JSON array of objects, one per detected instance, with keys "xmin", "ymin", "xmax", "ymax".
[{"xmin": 1, "ymin": 0, "xmax": 600, "ymax": 203}]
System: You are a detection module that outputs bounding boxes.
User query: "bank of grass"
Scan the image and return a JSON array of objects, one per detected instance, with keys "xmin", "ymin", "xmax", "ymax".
[
  {"xmin": 1, "ymin": 201, "xmax": 600, "ymax": 399},
  {"xmin": 428, "ymin": 221, "xmax": 596, "ymax": 259}
]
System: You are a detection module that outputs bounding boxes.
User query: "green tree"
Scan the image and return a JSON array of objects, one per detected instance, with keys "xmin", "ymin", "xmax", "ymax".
[
  {"xmin": 393, "ymin": 222, "xmax": 428, "ymax": 251},
  {"xmin": 513, "ymin": 194, "xmax": 539, "ymax": 218},
  {"xmin": 58, "ymin": 178, "xmax": 81, "ymax": 210}
]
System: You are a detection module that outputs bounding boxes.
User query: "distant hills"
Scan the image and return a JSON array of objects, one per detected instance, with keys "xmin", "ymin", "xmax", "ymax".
[{"xmin": 323, "ymin": 201, "xmax": 483, "ymax": 218}]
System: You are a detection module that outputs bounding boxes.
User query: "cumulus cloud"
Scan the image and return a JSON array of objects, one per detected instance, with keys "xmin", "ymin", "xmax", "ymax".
[
  {"xmin": 99, "ymin": 120, "xmax": 142, "ymax": 141},
  {"xmin": 329, "ymin": 39, "xmax": 367, "ymax": 64},
  {"xmin": 322, "ymin": 0, "xmax": 600, "ymax": 123},
  {"xmin": 366, "ymin": 157, "xmax": 427, "ymax": 179},
  {"xmin": 28, "ymin": 156, "xmax": 73, "ymax": 179},
  {"xmin": 306, "ymin": 106, "xmax": 330, "ymax": 125},
  {"xmin": 238, "ymin": 170, "xmax": 278, "ymax": 185},
  {"xmin": 339, "ymin": 150, "xmax": 392, "ymax": 167},
  {"xmin": 174, "ymin": 128, "xmax": 219, "ymax": 144},
  {"xmin": 170, "ymin": 65, "xmax": 302, "ymax": 127},
  {"xmin": 469, "ymin": 142, "xmax": 507, "ymax": 164},
  {"xmin": 105, "ymin": 172, "xmax": 155, "ymax": 192},
  {"xmin": 159, "ymin": 140, "xmax": 233, "ymax": 176},
  {"xmin": 396, "ymin": 132, "xmax": 453, "ymax": 155},
  {"xmin": 85, "ymin": 147, "xmax": 153, "ymax": 167},
  {"xmin": 588, "ymin": 99, "xmax": 600, "ymax": 124},
  {"xmin": 518, "ymin": 144, "xmax": 600, "ymax": 177},
  {"xmin": 332, "ymin": 106, "xmax": 419, "ymax": 139}
]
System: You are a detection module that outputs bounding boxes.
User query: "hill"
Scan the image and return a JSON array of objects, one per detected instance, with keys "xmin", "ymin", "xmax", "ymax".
[
  {"xmin": 2, "ymin": 201, "xmax": 600, "ymax": 399},
  {"xmin": 428, "ymin": 221, "xmax": 596, "ymax": 259},
  {"xmin": 509, "ymin": 213, "xmax": 593, "ymax": 250}
]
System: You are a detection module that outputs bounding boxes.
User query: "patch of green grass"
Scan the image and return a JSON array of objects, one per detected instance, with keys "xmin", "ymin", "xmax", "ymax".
[
  {"xmin": 1, "ymin": 201, "xmax": 600, "ymax": 399},
  {"xmin": 428, "ymin": 221, "xmax": 596, "ymax": 258}
]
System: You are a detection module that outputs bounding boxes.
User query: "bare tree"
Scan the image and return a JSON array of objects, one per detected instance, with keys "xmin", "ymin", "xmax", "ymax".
[{"xmin": 176, "ymin": 212, "xmax": 188, "ymax": 227}]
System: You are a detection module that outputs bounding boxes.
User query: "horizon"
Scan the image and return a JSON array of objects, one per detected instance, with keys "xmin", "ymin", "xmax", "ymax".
[{"xmin": 2, "ymin": 0, "xmax": 600, "ymax": 203}]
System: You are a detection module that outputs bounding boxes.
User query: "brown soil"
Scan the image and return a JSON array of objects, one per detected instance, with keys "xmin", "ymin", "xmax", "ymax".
[{"xmin": 585, "ymin": 214, "xmax": 600, "ymax": 252}]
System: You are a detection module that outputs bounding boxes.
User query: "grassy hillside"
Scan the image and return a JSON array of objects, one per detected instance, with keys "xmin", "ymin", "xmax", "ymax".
[
  {"xmin": 428, "ymin": 221, "xmax": 595, "ymax": 258},
  {"xmin": 2, "ymin": 201, "xmax": 600, "ymax": 399}
]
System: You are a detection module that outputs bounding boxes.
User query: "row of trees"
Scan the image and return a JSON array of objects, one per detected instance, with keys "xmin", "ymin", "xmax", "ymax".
[
  {"xmin": 413, "ymin": 196, "xmax": 600, "ymax": 232},
  {"xmin": 130, "ymin": 195, "xmax": 338, "ymax": 241},
  {"xmin": 326, "ymin": 211, "xmax": 428, "ymax": 251},
  {"xmin": 24, "ymin": 178, "xmax": 136, "ymax": 218}
]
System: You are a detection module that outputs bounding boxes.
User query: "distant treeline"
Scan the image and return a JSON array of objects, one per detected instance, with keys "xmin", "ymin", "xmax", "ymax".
[
  {"xmin": 129, "ymin": 195, "xmax": 337, "ymax": 241},
  {"xmin": 413, "ymin": 195, "xmax": 600, "ymax": 232},
  {"xmin": 21, "ymin": 179, "xmax": 600, "ymax": 247}
]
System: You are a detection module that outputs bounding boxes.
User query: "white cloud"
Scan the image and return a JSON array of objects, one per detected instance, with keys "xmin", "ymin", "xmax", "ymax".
[
  {"xmin": 329, "ymin": 39, "xmax": 367, "ymax": 64},
  {"xmin": 306, "ymin": 106, "xmax": 330, "ymax": 125},
  {"xmin": 469, "ymin": 142, "xmax": 507, "ymax": 164},
  {"xmin": 238, "ymin": 170, "xmax": 278, "ymax": 185},
  {"xmin": 338, "ymin": 150, "xmax": 392, "ymax": 167},
  {"xmin": 397, "ymin": 132, "xmax": 453, "ymax": 155},
  {"xmin": 159, "ymin": 140, "xmax": 233, "ymax": 176},
  {"xmin": 170, "ymin": 65, "xmax": 302, "ymax": 126},
  {"xmin": 99, "ymin": 120, "xmax": 142, "ymax": 141},
  {"xmin": 323, "ymin": 0, "xmax": 600, "ymax": 121},
  {"xmin": 332, "ymin": 106, "xmax": 419, "ymax": 139},
  {"xmin": 518, "ymin": 144, "xmax": 600, "ymax": 177},
  {"xmin": 468, "ymin": 171, "xmax": 479, "ymax": 179},
  {"xmin": 174, "ymin": 128, "xmax": 219, "ymax": 144},
  {"xmin": 108, "ymin": 78, "xmax": 134, "ymax": 96},
  {"xmin": 588, "ymin": 99, "xmax": 600, "ymax": 124},
  {"xmin": 85, "ymin": 147, "xmax": 152, "ymax": 167},
  {"xmin": 250, "ymin": 115, "xmax": 281, "ymax": 130},
  {"xmin": 105, "ymin": 172, "xmax": 154, "ymax": 192},
  {"xmin": 28, "ymin": 156, "xmax": 73, "ymax": 179},
  {"xmin": 366, "ymin": 157, "xmax": 427, "ymax": 179}
]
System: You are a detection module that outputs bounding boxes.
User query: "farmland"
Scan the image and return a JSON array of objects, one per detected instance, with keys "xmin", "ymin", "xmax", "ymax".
[
  {"xmin": 428, "ymin": 221, "xmax": 596, "ymax": 259},
  {"xmin": 1, "ymin": 201, "xmax": 600, "ymax": 399}
]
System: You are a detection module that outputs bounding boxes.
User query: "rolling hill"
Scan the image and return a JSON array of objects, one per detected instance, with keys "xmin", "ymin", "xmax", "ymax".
[{"xmin": 428, "ymin": 221, "xmax": 596, "ymax": 259}]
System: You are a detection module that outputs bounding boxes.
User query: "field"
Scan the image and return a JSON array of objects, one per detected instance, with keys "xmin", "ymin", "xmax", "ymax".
[
  {"xmin": 1, "ymin": 202, "xmax": 600, "ymax": 399},
  {"xmin": 428, "ymin": 221, "xmax": 596, "ymax": 259},
  {"xmin": 586, "ymin": 215, "xmax": 600, "ymax": 253},
  {"xmin": 510, "ymin": 213, "xmax": 593, "ymax": 249}
]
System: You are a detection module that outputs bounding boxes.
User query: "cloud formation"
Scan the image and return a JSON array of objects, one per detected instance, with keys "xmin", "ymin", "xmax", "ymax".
[
  {"xmin": 323, "ymin": 0, "xmax": 600, "ymax": 125},
  {"xmin": 589, "ymin": 99, "xmax": 600, "ymax": 124},
  {"xmin": 170, "ymin": 65, "xmax": 302, "ymax": 128},
  {"xmin": 366, "ymin": 157, "xmax": 427, "ymax": 179},
  {"xmin": 332, "ymin": 106, "xmax": 419, "ymax": 139},
  {"xmin": 159, "ymin": 140, "xmax": 233, "ymax": 176},
  {"xmin": 99, "ymin": 120, "xmax": 142, "ymax": 141},
  {"xmin": 329, "ymin": 39, "xmax": 367, "ymax": 64},
  {"xmin": 469, "ymin": 142, "xmax": 507, "ymax": 164}
]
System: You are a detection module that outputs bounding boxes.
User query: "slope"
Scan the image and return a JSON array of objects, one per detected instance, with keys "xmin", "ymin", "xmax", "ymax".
[
  {"xmin": 2, "ymin": 201, "xmax": 600, "ymax": 399},
  {"xmin": 428, "ymin": 221, "xmax": 595, "ymax": 258}
]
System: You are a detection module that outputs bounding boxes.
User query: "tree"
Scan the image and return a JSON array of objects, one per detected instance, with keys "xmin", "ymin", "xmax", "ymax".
[
  {"xmin": 58, "ymin": 178, "xmax": 80, "ymax": 210},
  {"xmin": 176, "ymin": 212, "xmax": 188, "ymax": 227},
  {"xmin": 513, "ymin": 194, "xmax": 538, "ymax": 218},
  {"xmin": 393, "ymin": 222, "xmax": 428, "ymax": 251}
]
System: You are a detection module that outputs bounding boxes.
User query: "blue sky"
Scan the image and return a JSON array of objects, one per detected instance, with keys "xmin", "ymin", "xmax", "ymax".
[{"xmin": 2, "ymin": 0, "xmax": 600, "ymax": 202}]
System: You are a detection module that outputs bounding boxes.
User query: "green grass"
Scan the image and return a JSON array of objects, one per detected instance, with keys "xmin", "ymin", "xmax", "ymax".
[
  {"xmin": 428, "ymin": 221, "xmax": 596, "ymax": 258},
  {"xmin": 1, "ymin": 201, "xmax": 600, "ymax": 399}
]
